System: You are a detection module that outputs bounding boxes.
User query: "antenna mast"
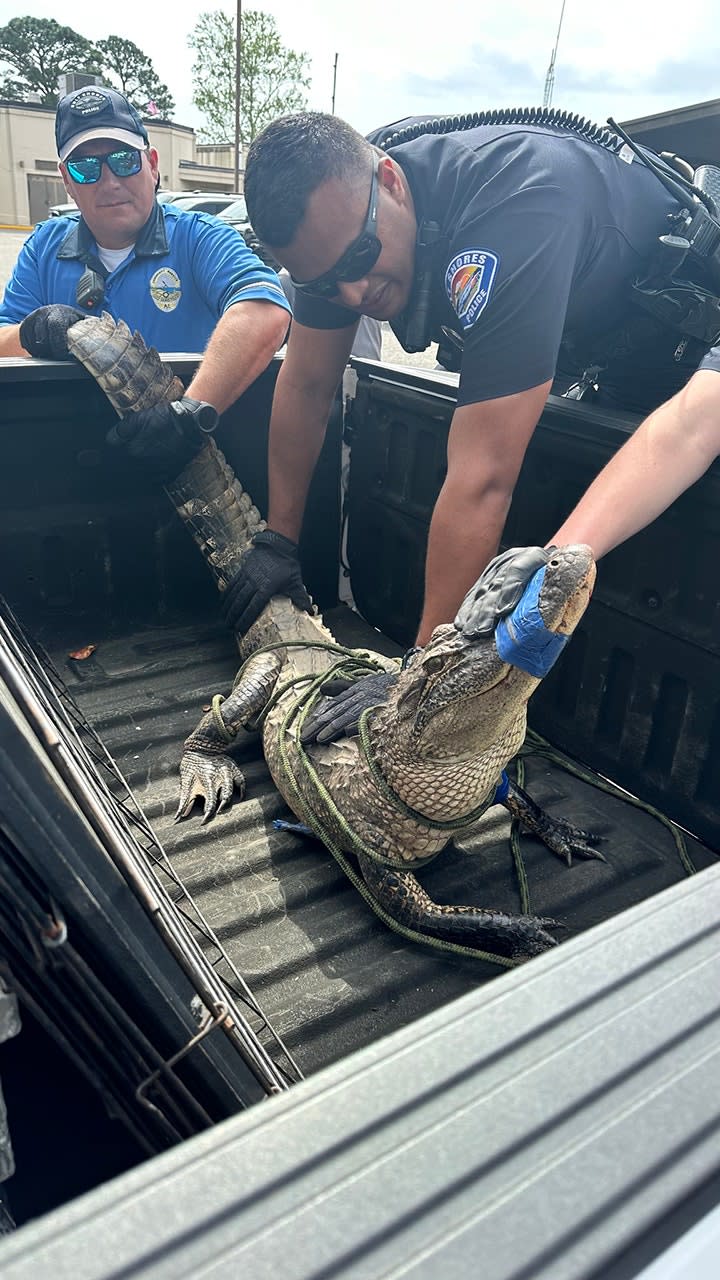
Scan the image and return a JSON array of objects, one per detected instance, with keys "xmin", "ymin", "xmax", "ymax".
[{"xmin": 543, "ymin": 0, "xmax": 568, "ymax": 109}]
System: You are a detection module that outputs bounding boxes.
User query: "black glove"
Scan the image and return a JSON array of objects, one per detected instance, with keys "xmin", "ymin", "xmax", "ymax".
[
  {"xmin": 19, "ymin": 305, "xmax": 87, "ymax": 360},
  {"xmin": 301, "ymin": 648, "xmax": 421, "ymax": 745},
  {"xmin": 106, "ymin": 397, "xmax": 218, "ymax": 482},
  {"xmin": 454, "ymin": 546, "xmax": 554, "ymax": 638},
  {"xmin": 222, "ymin": 530, "xmax": 313, "ymax": 635}
]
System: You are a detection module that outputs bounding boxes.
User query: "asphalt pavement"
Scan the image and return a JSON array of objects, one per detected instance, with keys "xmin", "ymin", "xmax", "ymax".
[{"xmin": 0, "ymin": 231, "xmax": 27, "ymax": 303}]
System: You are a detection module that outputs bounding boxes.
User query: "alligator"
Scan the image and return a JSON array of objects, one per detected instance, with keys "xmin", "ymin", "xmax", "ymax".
[{"xmin": 68, "ymin": 312, "xmax": 604, "ymax": 964}]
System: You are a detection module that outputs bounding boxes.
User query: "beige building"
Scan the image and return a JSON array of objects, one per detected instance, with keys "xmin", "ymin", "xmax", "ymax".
[{"xmin": 0, "ymin": 99, "xmax": 240, "ymax": 228}]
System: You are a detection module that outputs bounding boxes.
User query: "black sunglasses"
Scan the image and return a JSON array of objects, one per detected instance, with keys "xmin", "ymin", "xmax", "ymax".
[
  {"xmin": 291, "ymin": 166, "xmax": 382, "ymax": 299},
  {"xmin": 66, "ymin": 147, "xmax": 144, "ymax": 186}
]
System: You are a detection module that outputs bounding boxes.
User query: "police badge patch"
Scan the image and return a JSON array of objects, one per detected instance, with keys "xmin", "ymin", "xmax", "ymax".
[
  {"xmin": 445, "ymin": 250, "xmax": 499, "ymax": 331},
  {"xmin": 150, "ymin": 268, "xmax": 182, "ymax": 312}
]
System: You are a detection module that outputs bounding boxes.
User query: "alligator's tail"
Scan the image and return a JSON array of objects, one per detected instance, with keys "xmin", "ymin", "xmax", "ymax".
[{"xmin": 67, "ymin": 312, "xmax": 264, "ymax": 590}]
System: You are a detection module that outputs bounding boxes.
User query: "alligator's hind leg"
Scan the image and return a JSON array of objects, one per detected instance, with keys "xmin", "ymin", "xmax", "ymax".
[
  {"xmin": 357, "ymin": 853, "xmax": 558, "ymax": 961},
  {"xmin": 503, "ymin": 779, "xmax": 606, "ymax": 866},
  {"xmin": 176, "ymin": 652, "xmax": 282, "ymax": 823}
]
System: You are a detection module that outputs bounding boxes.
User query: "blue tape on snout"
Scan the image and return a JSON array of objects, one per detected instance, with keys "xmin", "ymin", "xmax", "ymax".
[{"xmin": 495, "ymin": 566, "xmax": 569, "ymax": 678}]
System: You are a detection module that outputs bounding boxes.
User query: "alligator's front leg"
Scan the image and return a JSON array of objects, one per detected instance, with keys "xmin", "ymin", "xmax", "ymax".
[
  {"xmin": 357, "ymin": 854, "xmax": 559, "ymax": 961},
  {"xmin": 176, "ymin": 652, "xmax": 282, "ymax": 823},
  {"xmin": 503, "ymin": 779, "xmax": 606, "ymax": 866}
]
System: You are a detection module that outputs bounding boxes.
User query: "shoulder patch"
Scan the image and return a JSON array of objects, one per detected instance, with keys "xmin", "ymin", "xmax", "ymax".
[{"xmin": 445, "ymin": 249, "xmax": 499, "ymax": 331}]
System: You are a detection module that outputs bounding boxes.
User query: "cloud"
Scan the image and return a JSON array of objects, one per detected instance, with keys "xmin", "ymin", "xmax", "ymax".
[
  {"xmin": 402, "ymin": 46, "xmax": 543, "ymax": 105},
  {"xmin": 555, "ymin": 52, "xmax": 720, "ymax": 103},
  {"xmin": 643, "ymin": 54, "xmax": 720, "ymax": 98}
]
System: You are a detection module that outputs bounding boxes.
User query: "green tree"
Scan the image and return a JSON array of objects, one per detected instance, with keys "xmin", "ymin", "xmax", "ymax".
[
  {"xmin": 188, "ymin": 9, "xmax": 310, "ymax": 145},
  {"xmin": 96, "ymin": 36, "xmax": 175, "ymax": 118},
  {"xmin": 0, "ymin": 16, "xmax": 101, "ymax": 106}
]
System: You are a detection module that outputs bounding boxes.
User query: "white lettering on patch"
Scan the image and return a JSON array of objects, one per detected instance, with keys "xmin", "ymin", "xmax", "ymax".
[{"xmin": 445, "ymin": 249, "xmax": 499, "ymax": 331}]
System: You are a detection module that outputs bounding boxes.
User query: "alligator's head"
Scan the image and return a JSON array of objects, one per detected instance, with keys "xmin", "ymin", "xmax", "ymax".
[{"xmin": 379, "ymin": 545, "xmax": 595, "ymax": 766}]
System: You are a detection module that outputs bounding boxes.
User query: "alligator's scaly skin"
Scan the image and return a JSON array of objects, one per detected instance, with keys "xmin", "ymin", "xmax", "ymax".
[{"xmin": 69, "ymin": 313, "xmax": 604, "ymax": 964}]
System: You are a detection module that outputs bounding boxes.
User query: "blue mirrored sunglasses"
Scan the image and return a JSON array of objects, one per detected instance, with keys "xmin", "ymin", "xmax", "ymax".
[
  {"xmin": 66, "ymin": 148, "xmax": 144, "ymax": 185},
  {"xmin": 291, "ymin": 166, "xmax": 381, "ymax": 300}
]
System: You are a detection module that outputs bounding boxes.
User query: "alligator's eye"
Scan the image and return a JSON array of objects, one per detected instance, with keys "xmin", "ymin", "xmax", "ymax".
[{"xmin": 423, "ymin": 654, "xmax": 445, "ymax": 675}]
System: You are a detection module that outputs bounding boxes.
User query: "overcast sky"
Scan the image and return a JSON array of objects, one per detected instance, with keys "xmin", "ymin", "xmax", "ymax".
[{"xmin": 2, "ymin": 0, "xmax": 719, "ymax": 138}]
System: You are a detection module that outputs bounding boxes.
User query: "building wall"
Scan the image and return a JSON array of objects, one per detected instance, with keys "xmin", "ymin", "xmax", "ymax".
[
  {"xmin": 0, "ymin": 103, "xmax": 62, "ymax": 226},
  {"xmin": 0, "ymin": 101, "xmax": 239, "ymax": 227}
]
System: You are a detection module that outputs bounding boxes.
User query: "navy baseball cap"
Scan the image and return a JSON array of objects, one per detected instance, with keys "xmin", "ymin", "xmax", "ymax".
[{"xmin": 56, "ymin": 86, "xmax": 149, "ymax": 162}]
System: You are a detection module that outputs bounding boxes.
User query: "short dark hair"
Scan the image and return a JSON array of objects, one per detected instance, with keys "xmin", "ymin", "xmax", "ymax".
[{"xmin": 245, "ymin": 112, "xmax": 374, "ymax": 247}]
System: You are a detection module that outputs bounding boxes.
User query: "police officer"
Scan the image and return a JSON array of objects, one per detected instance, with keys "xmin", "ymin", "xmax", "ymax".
[
  {"xmin": 0, "ymin": 86, "xmax": 291, "ymax": 479},
  {"xmin": 219, "ymin": 109, "xmax": 720, "ymax": 739}
]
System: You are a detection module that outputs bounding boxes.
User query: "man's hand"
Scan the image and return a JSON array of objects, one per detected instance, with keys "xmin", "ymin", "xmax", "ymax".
[
  {"xmin": 454, "ymin": 546, "xmax": 554, "ymax": 638},
  {"xmin": 106, "ymin": 397, "xmax": 219, "ymax": 482},
  {"xmin": 19, "ymin": 305, "xmax": 87, "ymax": 360},
  {"xmin": 222, "ymin": 530, "xmax": 313, "ymax": 635},
  {"xmin": 300, "ymin": 648, "xmax": 421, "ymax": 745}
]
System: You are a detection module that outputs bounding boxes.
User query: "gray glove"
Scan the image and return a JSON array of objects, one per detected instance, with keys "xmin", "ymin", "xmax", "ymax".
[
  {"xmin": 19, "ymin": 305, "xmax": 86, "ymax": 359},
  {"xmin": 301, "ymin": 648, "xmax": 421, "ymax": 745},
  {"xmin": 454, "ymin": 547, "xmax": 554, "ymax": 638},
  {"xmin": 222, "ymin": 530, "xmax": 313, "ymax": 636}
]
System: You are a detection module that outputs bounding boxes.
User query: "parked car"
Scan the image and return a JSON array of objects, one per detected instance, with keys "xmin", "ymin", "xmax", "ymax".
[
  {"xmin": 216, "ymin": 197, "xmax": 280, "ymax": 268},
  {"xmin": 156, "ymin": 190, "xmax": 242, "ymax": 216},
  {"xmin": 47, "ymin": 201, "xmax": 78, "ymax": 218}
]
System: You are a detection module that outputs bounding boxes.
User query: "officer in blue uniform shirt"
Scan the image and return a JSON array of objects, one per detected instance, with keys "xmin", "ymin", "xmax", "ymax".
[
  {"xmin": 220, "ymin": 109, "xmax": 720, "ymax": 744},
  {"xmin": 0, "ymin": 86, "xmax": 291, "ymax": 480}
]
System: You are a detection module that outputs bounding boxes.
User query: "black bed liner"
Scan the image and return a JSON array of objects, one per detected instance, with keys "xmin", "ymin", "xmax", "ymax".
[{"xmin": 49, "ymin": 604, "xmax": 717, "ymax": 1078}]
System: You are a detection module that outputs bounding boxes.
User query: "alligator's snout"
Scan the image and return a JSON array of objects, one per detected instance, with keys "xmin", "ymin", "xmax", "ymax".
[
  {"xmin": 389, "ymin": 544, "xmax": 596, "ymax": 759},
  {"xmin": 489, "ymin": 545, "xmax": 596, "ymax": 680}
]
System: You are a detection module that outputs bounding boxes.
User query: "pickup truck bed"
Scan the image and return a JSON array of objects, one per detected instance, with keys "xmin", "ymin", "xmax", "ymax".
[
  {"xmin": 48, "ymin": 603, "xmax": 714, "ymax": 1078},
  {"xmin": 1, "ymin": 351, "xmax": 719, "ymax": 1266}
]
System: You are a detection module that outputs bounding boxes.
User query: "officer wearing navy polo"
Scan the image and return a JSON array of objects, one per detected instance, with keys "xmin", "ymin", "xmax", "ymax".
[
  {"xmin": 214, "ymin": 109, "xmax": 720, "ymax": 746},
  {"xmin": 0, "ymin": 86, "xmax": 291, "ymax": 480}
]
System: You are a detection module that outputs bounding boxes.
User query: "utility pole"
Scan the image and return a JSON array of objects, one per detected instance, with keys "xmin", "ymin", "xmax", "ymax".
[
  {"xmin": 234, "ymin": 0, "xmax": 243, "ymax": 193},
  {"xmin": 543, "ymin": 0, "xmax": 567, "ymax": 110},
  {"xmin": 331, "ymin": 52, "xmax": 338, "ymax": 114}
]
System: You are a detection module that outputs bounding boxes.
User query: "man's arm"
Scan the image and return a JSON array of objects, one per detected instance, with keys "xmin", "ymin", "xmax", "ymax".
[
  {"xmin": 184, "ymin": 298, "xmax": 290, "ymax": 413},
  {"xmin": 0, "ymin": 325, "xmax": 26, "ymax": 358},
  {"xmin": 266, "ymin": 320, "xmax": 358, "ymax": 540},
  {"xmin": 416, "ymin": 380, "xmax": 552, "ymax": 644},
  {"xmin": 551, "ymin": 369, "xmax": 720, "ymax": 558},
  {"xmin": 0, "ymin": 226, "xmax": 49, "ymax": 357}
]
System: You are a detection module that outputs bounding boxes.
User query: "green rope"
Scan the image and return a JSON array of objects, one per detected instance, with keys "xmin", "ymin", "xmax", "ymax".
[
  {"xmin": 521, "ymin": 729, "xmax": 698, "ymax": 878},
  {"xmin": 211, "ymin": 693, "xmax": 236, "ymax": 742},
  {"xmin": 509, "ymin": 754, "xmax": 532, "ymax": 915}
]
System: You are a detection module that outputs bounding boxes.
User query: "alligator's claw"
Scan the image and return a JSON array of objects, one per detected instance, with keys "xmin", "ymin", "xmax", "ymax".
[
  {"xmin": 534, "ymin": 814, "xmax": 607, "ymax": 866},
  {"xmin": 503, "ymin": 780, "xmax": 606, "ymax": 867},
  {"xmin": 175, "ymin": 750, "xmax": 245, "ymax": 823}
]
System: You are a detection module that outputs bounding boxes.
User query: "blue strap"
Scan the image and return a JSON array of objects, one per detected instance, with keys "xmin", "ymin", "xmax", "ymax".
[
  {"xmin": 273, "ymin": 818, "xmax": 314, "ymax": 836},
  {"xmin": 495, "ymin": 566, "xmax": 570, "ymax": 678},
  {"xmin": 492, "ymin": 771, "xmax": 510, "ymax": 804}
]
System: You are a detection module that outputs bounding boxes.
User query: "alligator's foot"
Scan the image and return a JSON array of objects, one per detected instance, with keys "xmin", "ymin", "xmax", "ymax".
[
  {"xmin": 503, "ymin": 779, "xmax": 606, "ymax": 866},
  {"xmin": 175, "ymin": 750, "xmax": 245, "ymax": 823},
  {"xmin": 357, "ymin": 853, "xmax": 558, "ymax": 961}
]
